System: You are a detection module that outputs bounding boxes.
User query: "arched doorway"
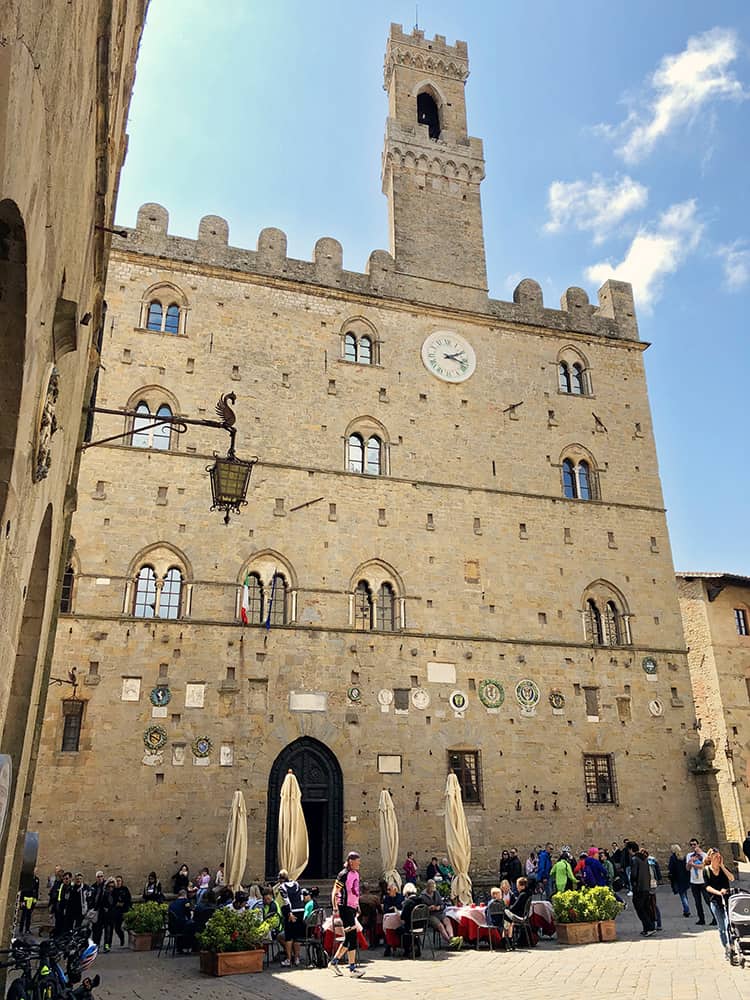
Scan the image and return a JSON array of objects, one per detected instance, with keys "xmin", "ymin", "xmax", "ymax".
[
  {"xmin": 265, "ymin": 737, "xmax": 343, "ymax": 879},
  {"xmin": 0, "ymin": 199, "xmax": 27, "ymax": 523}
]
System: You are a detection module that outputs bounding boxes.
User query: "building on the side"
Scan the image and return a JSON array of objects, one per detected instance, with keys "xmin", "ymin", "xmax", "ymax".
[
  {"xmin": 29, "ymin": 24, "xmax": 722, "ymax": 885},
  {"xmin": 678, "ymin": 573, "xmax": 750, "ymax": 852},
  {"xmin": 0, "ymin": 0, "xmax": 148, "ymax": 944}
]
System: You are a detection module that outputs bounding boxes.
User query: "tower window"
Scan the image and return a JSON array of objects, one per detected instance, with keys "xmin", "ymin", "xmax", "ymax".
[
  {"xmin": 164, "ymin": 304, "xmax": 180, "ymax": 335},
  {"xmin": 354, "ymin": 581, "xmax": 373, "ymax": 630},
  {"xmin": 344, "ymin": 333, "xmax": 357, "ymax": 362},
  {"xmin": 376, "ymin": 582, "xmax": 395, "ymax": 631},
  {"xmin": 61, "ymin": 700, "xmax": 84, "ymax": 752},
  {"xmin": 583, "ymin": 753, "xmax": 617, "ymax": 804},
  {"xmin": 133, "ymin": 566, "xmax": 158, "ymax": 618},
  {"xmin": 448, "ymin": 750, "xmax": 482, "ymax": 804},
  {"xmin": 735, "ymin": 608, "xmax": 749, "ymax": 636},
  {"xmin": 417, "ymin": 92, "xmax": 441, "ymax": 140},
  {"xmin": 146, "ymin": 301, "xmax": 163, "ymax": 332},
  {"xmin": 60, "ymin": 564, "xmax": 75, "ymax": 613}
]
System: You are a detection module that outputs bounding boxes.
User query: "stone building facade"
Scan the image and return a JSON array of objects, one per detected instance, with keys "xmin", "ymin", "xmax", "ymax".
[
  {"xmin": 30, "ymin": 24, "xmax": 717, "ymax": 885},
  {"xmin": 0, "ymin": 1, "xmax": 148, "ymax": 941},
  {"xmin": 678, "ymin": 573, "xmax": 750, "ymax": 851}
]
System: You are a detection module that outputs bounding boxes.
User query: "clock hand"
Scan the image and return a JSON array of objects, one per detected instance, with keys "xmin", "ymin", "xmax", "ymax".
[{"xmin": 443, "ymin": 352, "xmax": 465, "ymax": 361}]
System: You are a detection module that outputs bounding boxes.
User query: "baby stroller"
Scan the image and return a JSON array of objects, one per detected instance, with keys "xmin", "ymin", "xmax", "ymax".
[{"xmin": 725, "ymin": 890, "xmax": 750, "ymax": 968}]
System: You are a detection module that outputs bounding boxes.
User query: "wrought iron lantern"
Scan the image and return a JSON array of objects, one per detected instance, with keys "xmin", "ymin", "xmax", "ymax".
[
  {"xmin": 85, "ymin": 390, "xmax": 257, "ymax": 525},
  {"xmin": 208, "ymin": 453, "xmax": 255, "ymax": 525}
]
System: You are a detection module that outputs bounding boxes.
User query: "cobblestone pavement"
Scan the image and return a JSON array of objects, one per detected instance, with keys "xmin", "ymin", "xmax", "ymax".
[{"xmin": 88, "ymin": 887, "xmax": 748, "ymax": 1000}]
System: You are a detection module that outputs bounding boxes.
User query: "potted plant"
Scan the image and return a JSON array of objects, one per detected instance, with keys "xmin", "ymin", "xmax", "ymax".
[
  {"xmin": 551, "ymin": 889, "xmax": 599, "ymax": 945},
  {"xmin": 588, "ymin": 886, "xmax": 623, "ymax": 941},
  {"xmin": 123, "ymin": 901, "xmax": 167, "ymax": 950},
  {"xmin": 198, "ymin": 908, "xmax": 269, "ymax": 976}
]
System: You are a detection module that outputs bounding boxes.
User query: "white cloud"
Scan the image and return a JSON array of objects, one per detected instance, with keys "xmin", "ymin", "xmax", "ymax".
[
  {"xmin": 717, "ymin": 242, "xmax": 750, "ymax": 290},
  {"xmin": 544, "ymin": 174, "xmax": 648, "ymax": 243},
  {"xmin": 586, "ymin": 199, "xmax": 703, "ymax": 310},
  {"xmin": 604, "ymin": 28, "xmax": 747, "ymax": 163}
]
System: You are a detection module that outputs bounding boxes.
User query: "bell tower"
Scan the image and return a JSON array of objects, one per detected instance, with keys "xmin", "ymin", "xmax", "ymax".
[{"xmin": 382, "ymin": 24, "xmax": 488, "ymax": 297}]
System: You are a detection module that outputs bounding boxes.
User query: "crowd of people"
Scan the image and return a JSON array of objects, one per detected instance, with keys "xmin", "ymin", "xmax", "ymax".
[{"xmin": 16, "ymin": 829, "xmax": 748, "ymax": 971}]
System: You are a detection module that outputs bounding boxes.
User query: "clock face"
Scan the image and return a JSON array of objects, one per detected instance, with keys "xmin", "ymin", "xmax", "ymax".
[{"xmin": 421, "ymin": 331, "xmax": 476, "ymax": 383}]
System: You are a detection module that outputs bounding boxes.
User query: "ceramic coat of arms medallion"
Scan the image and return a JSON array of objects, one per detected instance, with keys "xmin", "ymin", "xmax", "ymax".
[
  {"xmin": 515, "ymin": 679, "xmax": 540, "ymax": 716},
  {"xmin": 478, "ymin": 679, "xmax": 504, "ymax": 710}
]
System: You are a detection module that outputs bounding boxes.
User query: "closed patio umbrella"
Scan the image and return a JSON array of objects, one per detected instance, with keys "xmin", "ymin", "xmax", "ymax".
[
  {"xmin": 378, "ymin": 789, "xmax": 402, "ymax": 889},
  {"xmin": 278, "ymin": 769, "xmax": 309, "ymax": 881},
  {"xmin": 444, "ymin": 772, "xmax": 472, "ymax": 904},
  {"xmin": 224, "ymin": 789, "xmax": 248, "ymax": 890}
]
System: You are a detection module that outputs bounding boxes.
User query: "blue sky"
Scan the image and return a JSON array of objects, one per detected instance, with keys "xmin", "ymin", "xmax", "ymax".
[{"xmin": 117, "ymin": 0, "xmax": 750, "ymax": 573}]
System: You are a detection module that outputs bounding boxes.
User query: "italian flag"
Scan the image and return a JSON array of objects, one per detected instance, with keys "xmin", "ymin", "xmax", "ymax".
[{"xmin": 240, "ymin": 574, "xmax": 250, "ymax": 624}]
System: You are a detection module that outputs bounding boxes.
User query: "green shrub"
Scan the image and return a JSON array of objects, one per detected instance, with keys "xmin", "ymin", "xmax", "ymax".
[
  {"xmin": 551, "ymin": 887, "xmax": 622, "ymax": 923},
  {"xmin": 587, "ymin": 886, "xmax": 623, "ymax": 921},
  {"xmin": 197, "ymin": 908, "xmax": 269, "ymax": 953},
  {"xmin": 123, "ymin": 901, "xmax": 167, "ymax": 934}
]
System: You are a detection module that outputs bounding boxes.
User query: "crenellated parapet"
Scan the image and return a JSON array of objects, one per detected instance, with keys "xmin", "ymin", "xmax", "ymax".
[
  {"xmin": 384, "ymin": 23, "xmax": 469, "ymax": 88},
  {"xmin": 115, "ymin": 204, "xmax": 639, "ymax": 342}
]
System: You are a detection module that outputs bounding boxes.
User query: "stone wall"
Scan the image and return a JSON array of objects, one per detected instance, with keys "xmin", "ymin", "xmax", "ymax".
[
  {"xmin": 0, "ymin": 0, "xmax": 148, "ymax": 945},
  {"xmin": 678, "ymin": 575, "xmax": 750, "ymax": 849}
]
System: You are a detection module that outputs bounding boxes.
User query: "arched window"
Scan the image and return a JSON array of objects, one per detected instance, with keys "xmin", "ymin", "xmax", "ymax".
[
  {"xmin": 146, "ymin": 301, "xmax": 163, "ymax": 332},
  {"xmin": 60, "ymin": 564, "xmax": 75, "ymax": 613},
  {"xmin": 354, "ymin": 581, "xmax": 373, "ymax": 630},
  {"xmin": 376, "ymin": 583, "xmax": 395, "ymax": 631},
  {"xmin": 164, "ymin": 304, "xmax": 180, "ymax": 335},
  {"xmin": 267, "ymin": 573, "xmax": 288, "ymax": 626},
  {"xmin": 344, "ymin": 333, "xmax": 357, "ymax": 362},
  {"xmin": 578, "ymin": 460, "xmax": 592, "ymax": 500},
  {"xmin": 366, "ymin": 436, "xmax": 382, "ymax": 475},
  {"xmin": 605, "ymin": 601, "xmax": 622, "ymax": 645},
  {"xmin": 562, "ymin": 458, "xmax": 577, "ymax": 499},
  {"xmin": 558, "ymin": 349, "xmax": 591, "ymax": 395},
  {"xmin": 561, "ymin": 452, "xmax": 598, "ymax": 501},
  {"xmin": 586, "ymin": 598, "xmax": 604, "ymax": 645},
  {"xmin": 347, "ymin": 434, "xmax": 365, "ymax": 473},
  {"xmin": 417, "ymin": 91, "xmax": 441, "ymax": 139},
  {"xmin": 159, "ymin": 567, "xmax": 182, "ymax": 619},
  {"xmin": 131, "ymin": 401, "xmax": 152, "ymax": 448},
  {"xmin": 133, "ymin": 566, "xmax": 157, "ymax": 618},
  {"xmin": 359, "ymin": 336, "xmax": 372, "ymax": 365},
  {"xmin": 242, "ymin": 572, "xmax": 264, "ymax": 624},
  {"xmin": 153, "ymin": 404, "xmax": 173, "ymax": 450}
]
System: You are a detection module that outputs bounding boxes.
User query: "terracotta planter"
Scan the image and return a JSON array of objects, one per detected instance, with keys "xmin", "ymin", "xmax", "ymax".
[
  {"xmin": 128, "ymin": 931, "xmax": 153, "ymax": 951},
  {"xmin": 199, "ymin": 949, "xmax": 264, "ymax": 976},
  {"xmin": 555, "ymin": 921, "xmax": 598, "ymax": 945},
  {"xmin": 597, "ymin": 920, "xmax": 617, "ymax": 942}
]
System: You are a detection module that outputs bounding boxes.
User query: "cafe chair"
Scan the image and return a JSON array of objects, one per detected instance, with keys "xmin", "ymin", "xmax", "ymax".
[
  {"xmin": 408, "ymin": 904, "xmax": 433, "ymax": 959},
  {"xmin": 477, "ymin": 899, "xmax": 505, "ymax": 950},
  {"xmin": 303, "ymin": 908, "xmax": 327, "ymax": 968}
]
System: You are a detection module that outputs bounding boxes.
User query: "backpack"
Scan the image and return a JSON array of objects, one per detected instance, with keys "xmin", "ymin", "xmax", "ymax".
[{"xmin": 335, "ymin": 868, "xmax": 349, "ymax": 908}]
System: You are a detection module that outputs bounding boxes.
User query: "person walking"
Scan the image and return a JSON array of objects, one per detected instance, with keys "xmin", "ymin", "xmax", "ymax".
[
  {"xmin": 743, "ymin": 831, "xmax": 750, "ymax": 864},
  {"xmin": 703, "ymin": 849, "xmax": 735, "ymax": 959},
  {"xmin": 18, "ymin": 871, "xmax": 40, "ymax": 935},
  {"xmin": 630, "ymin": 846, "xmax": 655, "ymax": 936},
  {"xmin": 330, "ymin": 851, "xmax": 365, "ymax": 977},
  {"xmin": 277, "ymin": 869, "xmax": 305, "ymax": 967},
  {"xmin": 70, "ymin": 874, "xmax": 88, "ymax": 929},
  {"xmin": 87, "ymin": 871, "xmax": 107, "ymax": 946},
  {"xmin": 668, "ymin": 845, "xmax": 691, "ymax": 917},
  {"xmin": 112, "ymin": 875, "xmax": 132, "ymax": 947},
  {"xmin": 537, "ymin": 844, "xmax": 552, "ymax": 895},
  {"xmin": 101, "ymin": 878, "xmax": 117, "ymax": 953},
  {"xmin": 686, "ymin": 838, "xmax": 712, "ymax": 926},
  {"xmin": 53, "ymin": 872, "xmax": 75, "ymax": 936},
  {"xmin": 549, "ymin": 852, "xmax": 576, "ymax": 896}
]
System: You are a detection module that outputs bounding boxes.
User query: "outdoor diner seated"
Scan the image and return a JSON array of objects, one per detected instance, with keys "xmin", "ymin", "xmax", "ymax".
[{"xmin": 419, "ymin": 879, "xmax": 462, "ymax": 948}]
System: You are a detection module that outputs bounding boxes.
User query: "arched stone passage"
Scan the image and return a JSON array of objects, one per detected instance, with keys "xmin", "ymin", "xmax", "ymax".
[
  {"xmin": 265, "ymin": 737, "xmax": 343, "ymax": 879},
  {"xmin": 0, "ymin": 200, "xmax": 27, "ymax": 525},
  {"xmin": 0, "ymin": 504, "xmax": 52, "ymax": 844}
]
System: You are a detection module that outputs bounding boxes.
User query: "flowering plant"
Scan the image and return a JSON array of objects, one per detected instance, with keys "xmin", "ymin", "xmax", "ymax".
[{"xmin": 197, "ymin": 908, "xmax": 269, "ymax": 953}]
